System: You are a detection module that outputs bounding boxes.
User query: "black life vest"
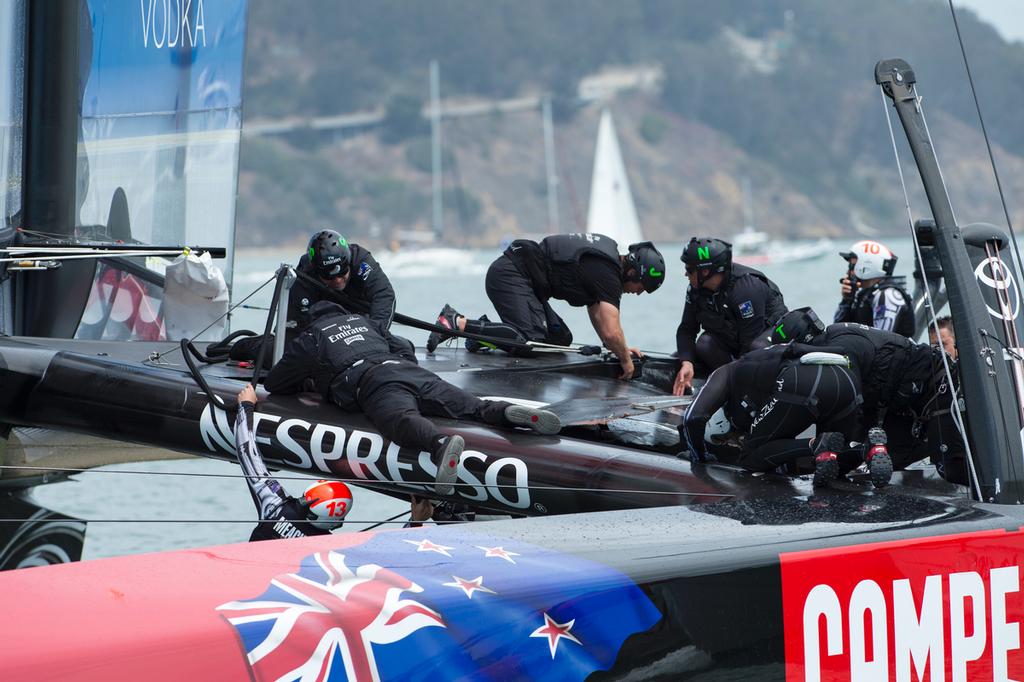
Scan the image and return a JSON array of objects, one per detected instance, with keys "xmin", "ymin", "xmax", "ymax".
[
  {"xmin": 304, "ymin": 303, "xmax": 399, "ymax": 400},
  {"xmin": 541, "ymin": 233, "xmax": 621, "ymax": 306},
  {"xmin": 813, "ymin": 323, "xmax": 934, "ymax": 411},
  {"xmin": 687, "ymin": 264, "xmax": 786, "ymax": 352}
]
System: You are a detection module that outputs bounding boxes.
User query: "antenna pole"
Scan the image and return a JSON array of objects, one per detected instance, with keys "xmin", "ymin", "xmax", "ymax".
[
  {"xmin": 430, "ymin": 60, "xmax": 443, "ymax": 240},
  {"xmin": 542, "ymin": 95, "xmax": 561, "ymax": 233}
]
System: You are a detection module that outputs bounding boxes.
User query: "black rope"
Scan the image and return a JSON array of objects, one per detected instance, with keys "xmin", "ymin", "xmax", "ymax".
[
  {"xmin": 0, "ymin": 518, "xmax": 427, "ymax": 525},
  {"xmin": 360, "ymin": 510, "xmax": 411, "ymax": 532},
  {"xmin": 251, "ymin": 265, "xmax": 290, "ymax": 385}
]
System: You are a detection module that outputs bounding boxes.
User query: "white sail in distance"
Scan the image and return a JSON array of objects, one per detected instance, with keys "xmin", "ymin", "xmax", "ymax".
[{"xmin": 586, "ymin": 109, "xmax": 643, "ymax": 254}]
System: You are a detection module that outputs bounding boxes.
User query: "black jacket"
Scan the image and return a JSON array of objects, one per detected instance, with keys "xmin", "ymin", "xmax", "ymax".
[
  {"xmin": 266, "ymin": 302, "xmax": 416, "ymax": 409},
  {"xmin": 811, "ymin": 322, "xmax": 939, "ymax": 413},
  {"xmin": 286, "ymin": 244, "xmax": 396, "ymax": 343},
  {"xmin": 682, "ymin": 344, "xmax": 810, "ymax": 459},
  {"xmin": 676, "ymin": 264, "xmax": 787, "ymax": 362}
]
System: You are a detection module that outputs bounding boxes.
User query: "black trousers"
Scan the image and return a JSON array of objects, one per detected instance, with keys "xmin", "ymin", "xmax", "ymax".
[
  {"xmin": 480, "ymin": 255, "xmax": 572, "ymax": 348},
  {"xmin": 353, "ymin": 363, "xmax": 510, "ymax": 453},
  {"xmin": 738, "ymin": 363, "xmax": 862, "ymax": 472}
]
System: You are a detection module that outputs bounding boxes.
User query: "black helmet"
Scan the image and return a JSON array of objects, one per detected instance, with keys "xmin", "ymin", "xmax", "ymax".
[
  {"xmin": 682, "ymin": 237, "xmax": 732, "ymax": 274},
  {"xmin": 769, "ymin": 307, "xmax": 825, "ymax": 344},
  {"xmin": 307, "ymin": 230, "xmax": 351, "ymax": 279},
  {"xmin": 624, "ymin": 241, "xmax": 666, "ymax": 293}
]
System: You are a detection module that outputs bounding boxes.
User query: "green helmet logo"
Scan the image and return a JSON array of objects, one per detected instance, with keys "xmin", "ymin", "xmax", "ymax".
[
  {"xmin": 650, "ymin": 268, "xmax": 663, "ymax": 277},
  {"xmin": 775, "ymin": 323, "xmax": 787, "ymax": 340},
  {"xmin": 697, "ymin": 246, "xmax": 710, "ymax": 260},
  {"xmin": 308, "ymin": 247, "xmax": 315, "ymax": 259}
]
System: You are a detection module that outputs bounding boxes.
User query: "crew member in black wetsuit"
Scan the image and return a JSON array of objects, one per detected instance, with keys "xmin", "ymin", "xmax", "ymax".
[
  {"xmin": 680, "ymin": 343, "xmax": 863, "ymax": 487},
  {"xmin": 287, "ymin": 229, "xmax": 399, "ymax": 344},
  {"xmin": 235, "ymin": 384, "xmax": 349, "ymax": 541},
  {"xmin": 673, "ymin": 237, "xmax": 787, "ymax": 395},
  {"xmin": 426, "ymin": 233, "xmax": 665, "ymax": 380},
  {"xmin": 265, "ymin": 301, "xmax": 562, "ymax": 496},
  {"xmin": 834, "ymin": 240, "xmax": 915, "ymax": 338},
  {"xmin": 770, "ymin": 307, "xmax": 961, "ymax": 485}
]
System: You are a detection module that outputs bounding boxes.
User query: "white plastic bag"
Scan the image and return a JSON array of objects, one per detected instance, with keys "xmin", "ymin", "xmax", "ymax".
[{"xmin": 162, "ymin": 251, "xmax": 229, "ymax": 341}]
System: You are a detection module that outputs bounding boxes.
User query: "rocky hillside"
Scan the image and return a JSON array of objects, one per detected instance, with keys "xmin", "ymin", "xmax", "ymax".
[{"xmin": 235, "ymin": 0, "xmax": 1024, "ymax": 249}]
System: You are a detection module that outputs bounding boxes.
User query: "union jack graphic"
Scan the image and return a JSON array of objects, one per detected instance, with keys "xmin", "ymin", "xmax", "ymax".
[
  {"xmin": 217, "ymin": 551, "xmax": 445, "ymax": 682},
  {"xmin": 218, "ymin": 530, "xmax": 660, "ymax": 681}
]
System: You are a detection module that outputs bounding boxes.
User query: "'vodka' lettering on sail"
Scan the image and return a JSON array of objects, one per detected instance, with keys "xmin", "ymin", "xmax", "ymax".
[
  {"xmin": 198, "ymin": 405, "xmax": 532, "ymax": 510},
  {"xmin": 139, "ymin": 0, "xmax": 207, "ymax": 49}
]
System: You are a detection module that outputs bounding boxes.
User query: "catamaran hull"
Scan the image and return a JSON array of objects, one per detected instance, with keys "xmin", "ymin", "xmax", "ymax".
[
  {"xmin": 0, "ymin": 492, "xmax": 1019, "ymax": 681},
  {"xmin": 0, "ymin": 337, "xmax": 761, "ymax": 517}
]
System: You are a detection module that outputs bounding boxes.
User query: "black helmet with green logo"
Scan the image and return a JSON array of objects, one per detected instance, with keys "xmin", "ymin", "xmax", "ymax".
[
  {"xmin": 307, "ymin": 230, "xmax": 351, "ymax": 279},
  {"xmin": 625, "ymin": 241, "xmax": 666, "ymax": 293},
  {"xmin": 681, "ymin": 237, "xmax": 732, "ymax": 274},
  {"xmin": 770, "ymin": 307, "xmax": 825, "ymax": 344}
]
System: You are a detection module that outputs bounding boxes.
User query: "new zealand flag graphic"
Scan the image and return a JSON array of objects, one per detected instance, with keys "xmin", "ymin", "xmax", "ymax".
[{"xmin": 217, "ymin": 527, "xmax": 661, "ymax": 681}]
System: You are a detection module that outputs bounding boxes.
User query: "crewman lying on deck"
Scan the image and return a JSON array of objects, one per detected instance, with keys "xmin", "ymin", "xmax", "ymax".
[
  {"xmin": 264, "ymin": 301, "xmax": 562, "ymax": 496},
  {"xmin": 426, "ymin": 233, "xmax": 665, "ymax": 380}
]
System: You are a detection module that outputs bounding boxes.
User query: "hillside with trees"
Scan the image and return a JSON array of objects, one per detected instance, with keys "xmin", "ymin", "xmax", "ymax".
[{"xmin": 236, "ymin": 0, "xmax": 1024, "ymax": 248}]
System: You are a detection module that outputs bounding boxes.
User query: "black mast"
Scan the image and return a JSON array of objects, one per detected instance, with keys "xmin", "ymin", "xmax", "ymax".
[
  {"xmin": 876, "ymin": 59, "xmax": 1024, "ymax": 504},
  {"xmin": 19, "ymin": 0, "xmax": 95, "ymax": 338}
]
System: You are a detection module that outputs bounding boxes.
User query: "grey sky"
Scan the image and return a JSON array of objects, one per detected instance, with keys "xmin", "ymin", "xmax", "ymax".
[{"xmin": 954, "ymin": 0, "xmax": 1024, "ymax": 42}]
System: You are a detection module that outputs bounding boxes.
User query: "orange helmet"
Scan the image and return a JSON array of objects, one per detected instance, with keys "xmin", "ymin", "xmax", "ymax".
[{"xmin": 302, "ymin": 480, "xmax": 353, "ymax": 530}]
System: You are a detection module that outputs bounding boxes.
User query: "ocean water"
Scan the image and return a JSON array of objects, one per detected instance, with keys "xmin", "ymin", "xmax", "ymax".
[{"xmin": 33, "ymin": 236, "xmax": 920, "ymax": 560}]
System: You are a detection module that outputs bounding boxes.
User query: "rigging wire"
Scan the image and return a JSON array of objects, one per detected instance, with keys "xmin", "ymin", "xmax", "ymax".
[
  {"xmin": 947, "ymin": 0, "xmax": 1024, "ymax": 272},
  {"xmin": 0, "ymin": 518, "xmax": 443, "ymax": 525},
  {"xmin": 144, "ymin": 271, "xmax": 279, "ymax": 364},
  {"xmin": 942, "ymin": 0, "xmax": 1024, "ymax": 491},
  {"xmin": 0, "ymin": 464, "xmax": 737, "ymax": 497},
  {"xmin": 878, "ymin": 87, "xmax": 983, "ymax": 500}
]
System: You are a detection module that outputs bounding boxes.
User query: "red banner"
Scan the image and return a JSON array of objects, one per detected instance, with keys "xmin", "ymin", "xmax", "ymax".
[{"xmin": 782, "ymin": 527, "xmax": 1024, "ymax": 681}]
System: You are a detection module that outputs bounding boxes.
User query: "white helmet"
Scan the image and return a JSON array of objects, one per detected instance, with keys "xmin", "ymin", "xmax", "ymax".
[
  {"xmin": 705, "ymin": 408, "xmax": 732, "ymax": 442},
  {"xmin": 842, "ymin": 240, "xmax": 897, "ymax": 280}
]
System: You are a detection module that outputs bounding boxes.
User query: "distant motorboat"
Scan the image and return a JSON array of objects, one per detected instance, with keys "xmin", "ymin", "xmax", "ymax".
[
  {"xmin": 731, "ymin": 226, "xmax": 832, "ymax": 266},
  {"xmin": 375, "ymin": 244, "xmax": 483, "ymax": 278}
]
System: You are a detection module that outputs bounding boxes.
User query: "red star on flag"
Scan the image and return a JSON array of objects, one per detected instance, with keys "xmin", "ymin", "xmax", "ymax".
[
  {"xmin": 404, "ymin": 539, "xmax": 454, "ymax": 557},
  {"xmin": 475, "ymin": 545, "xmax": 520, "ymax": 564},
  {"xmin": 442, "ymin": 575, "xmax": 497, "ymax": 600},
  {"xmin": 530, "ymin": 612, "xmax": 582, "ymax": 658}
]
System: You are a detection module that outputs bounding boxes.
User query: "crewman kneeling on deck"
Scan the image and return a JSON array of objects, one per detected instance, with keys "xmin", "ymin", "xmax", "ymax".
[
  {"xmin": 288, "ymin": 229, "xmax": 402, "ymax": 343},
  {"xmin": 673, "ymin": 237, "xmax": 787, "ymax": 396},
  {"xmin": 426, "ymin": 233, "xmax": 665, "ymax": 380},
  {"xmin": 680, "ymin": 343, "xmax": 864, "ymax": 487},
  {"xmin": 768, "ymin": 307, "xmax": 962, "ymax": 486},
  {"xmin": 264, "ymin": 301, "xmax": 561, "ymax": 496}
]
